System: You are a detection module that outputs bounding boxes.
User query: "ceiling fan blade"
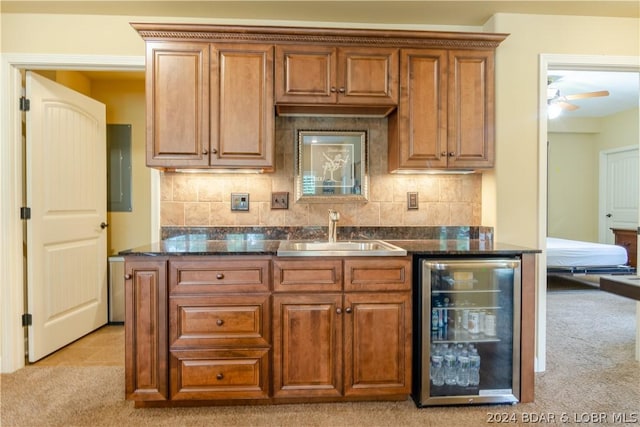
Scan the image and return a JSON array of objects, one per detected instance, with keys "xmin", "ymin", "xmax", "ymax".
[
  {"xmin": 556, "ymin": 101, "xmax": 579, "ymax": 111},
  {"xmin": 564, "ymin": 90, "xmax": 610, "ymax": 100}
]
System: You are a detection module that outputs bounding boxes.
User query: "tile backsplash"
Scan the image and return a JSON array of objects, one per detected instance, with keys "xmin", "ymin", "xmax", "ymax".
[{"xmin": 160, "ymin": 116, "xmax": 482, "ymax": 227}]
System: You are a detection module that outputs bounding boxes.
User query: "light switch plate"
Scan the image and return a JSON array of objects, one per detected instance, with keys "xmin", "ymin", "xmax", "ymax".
[
  {"xmin": 271, "ymin": 192, "xmax": 289, "ymax": 209},
  {"xmin": 231, "ymin": 193, "xmax": 249, "ymax": 211},
  {"xmin": 407, "ymin": 192, "xmax": 419, "ymax": 210}
]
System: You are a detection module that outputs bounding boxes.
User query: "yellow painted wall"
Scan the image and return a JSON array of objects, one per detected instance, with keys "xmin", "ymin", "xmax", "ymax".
[
  {"xmin": 548, "ymin": 107, "xmax": 639, "ymax": 242},
  {"xmin": 596, "ymin": 107, "xmax": 640, "ymax": 152},
  {"xmin": 91, "ymin": 79, "xmax": 150, "ymax": 255},
  {"xmin": 547, "ymin": 131, "xmax": 599, "ymax": 241}
]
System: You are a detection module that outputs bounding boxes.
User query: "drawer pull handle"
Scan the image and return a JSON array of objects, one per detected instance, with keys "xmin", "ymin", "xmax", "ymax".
[
  {"xmin": 216, "ymin": 319, "xmax": 224, "ymax": 326},
  {"xmin": 216, "ymin": 273, "xmax": 224, "ymax": 280},
  {"xmin": 216, "ymin": 373, "xmax": 224, "ymax": 380}
]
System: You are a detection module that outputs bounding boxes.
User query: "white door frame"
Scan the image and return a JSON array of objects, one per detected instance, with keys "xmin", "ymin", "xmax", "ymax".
[
  {"xmin": 598, "ymin": 145, "xmax": 639, "ymax": 243},
  {"xmin": 538, "ymin": 54, "xmax": 640, "ymax": 373},
  {"xmin": 0, "ymin": 54, "xmax": 157, "ymax": 373}
]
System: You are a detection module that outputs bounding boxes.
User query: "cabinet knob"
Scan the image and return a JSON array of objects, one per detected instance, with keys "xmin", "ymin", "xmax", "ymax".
[
  {"xmin": 338, "ymin": 87, "xmax": 345, "ymax": 93},
  {"xmin": 202, "ymin": 148, "xmax": 208, "ymax": 155},
  {"xmin": 211, "ymin": 148, "xmax": 218, "ymax": 154},
  {"xmin": 330, "ymin": 86, "xmax": 337, "ymax": 93},
  {"xmin": 124, "ymin": 274, "xmax": 132, "ymax": 280},
  {"xmin": 441, "ymin": 151, "xmax": 447, "ymax": 157},
  {"xmin": 216, "ymin": 273, "xmax": 224, "ymax": 280},
  {"xmin": 345, "ymin": 307, "xmax": 352, "ymax": 314},
  {"xmin": 216, "ymin": 319, "xmax": 224, "ymax": 326},
  {"xmin": 448, "ymin": 152, "xmax": 455, "ymax": 157},
  {"xmin": 336, "ymin": 308, "xmax": 342, "ymax": 314},
  {"xmin": 216, "ymin": 373, "xmax": 224, "ymax": 380}
]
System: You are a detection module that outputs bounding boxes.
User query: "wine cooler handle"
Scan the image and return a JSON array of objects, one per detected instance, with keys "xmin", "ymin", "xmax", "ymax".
[{"xmin": 423, "ymin": 260, "xmax": 520, "ymax": 270}]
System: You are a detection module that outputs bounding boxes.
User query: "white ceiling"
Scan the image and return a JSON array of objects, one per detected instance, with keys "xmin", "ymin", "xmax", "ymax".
[
  {"xmin": 2, "ymin": 1, "xmax": 638, "ymax": 26},
  {"xmin": 548, "ymin": 70, "xmax": 640, "ymax": 118}
]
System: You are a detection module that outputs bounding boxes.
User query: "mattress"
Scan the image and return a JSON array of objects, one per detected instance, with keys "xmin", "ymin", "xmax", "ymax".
[{"xmin": 547, "ymin": 237, "xmax": 628, "ymax": 267}]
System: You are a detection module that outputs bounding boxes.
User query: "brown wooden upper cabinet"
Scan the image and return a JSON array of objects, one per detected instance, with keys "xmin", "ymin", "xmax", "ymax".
[
  {"xmin": 145, "ymin": 41, "xmax": 274, "ymax": 170},
  {"xmin": 275, "ymin": 45, "xmax": 398, "ymax": 115},
  {"xmin": 388, "ymin": 48, "xmax": 496, "ymax": 171},
  {"xmin": 133, "ymin": 23, "xmax": 506, "ymax": 172}
]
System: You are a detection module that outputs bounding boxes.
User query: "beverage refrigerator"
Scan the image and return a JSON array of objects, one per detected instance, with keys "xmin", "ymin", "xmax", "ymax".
[{"xmin": 412, "ymin": 257, "xmax": 522, "ymax": 406}]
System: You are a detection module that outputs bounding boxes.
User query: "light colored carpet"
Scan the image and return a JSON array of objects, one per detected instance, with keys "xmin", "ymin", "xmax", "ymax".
[{"xmin": 2, "ymin": 290, "xmax": 639, "ymax": 427}]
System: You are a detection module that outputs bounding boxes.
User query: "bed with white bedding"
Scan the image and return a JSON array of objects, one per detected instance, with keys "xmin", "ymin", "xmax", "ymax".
[{"xmin": 547, "ymin": 237, "xmax": 635, "ymax": 275}]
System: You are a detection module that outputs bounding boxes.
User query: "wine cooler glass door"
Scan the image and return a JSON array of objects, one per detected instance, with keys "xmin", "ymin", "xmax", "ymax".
[{"xmin": 419, "ymin": 258, "xmax": 521, "ymax": 406}]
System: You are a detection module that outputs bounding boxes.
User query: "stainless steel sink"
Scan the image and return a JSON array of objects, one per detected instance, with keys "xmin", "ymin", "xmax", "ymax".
[{"xmin": 277, "ymin": 240, "xmax": 407, "ymax": 257}]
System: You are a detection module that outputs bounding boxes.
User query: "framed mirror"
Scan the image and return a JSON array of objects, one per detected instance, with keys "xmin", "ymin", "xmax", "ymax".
[{"xmin": 295, "ymin": 130, "xmax": 368, "ymax": 203}]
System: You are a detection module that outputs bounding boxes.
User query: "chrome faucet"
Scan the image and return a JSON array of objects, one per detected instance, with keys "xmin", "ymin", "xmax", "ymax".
[{"xmin": 328, "ymin": 209, "xmax": 340, "ymax": 243}]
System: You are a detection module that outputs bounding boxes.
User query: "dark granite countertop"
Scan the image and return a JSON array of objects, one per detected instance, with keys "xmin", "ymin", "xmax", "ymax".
[{"xmin": 120, "ymin": 238, "xmax": 539, "ymax": 257}]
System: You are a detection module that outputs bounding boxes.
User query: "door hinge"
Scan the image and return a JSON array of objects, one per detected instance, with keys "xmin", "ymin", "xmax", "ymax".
[
  {"xmin": 20, "ymin": 207, "xmax": 31, "ymax": 220},
  {"xmin": 19, "ymin": 96, "xmax": 30, "ymax": 112},
  {"xmin": 22, "ymin": 313, "xmax": 32, "ymax": 327}
]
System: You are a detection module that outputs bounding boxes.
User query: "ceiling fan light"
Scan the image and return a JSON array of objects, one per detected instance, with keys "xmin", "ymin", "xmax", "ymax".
[
  {"xmin": 548, "ymin": 103, "xmax": 562, "ymax": 119},
  {"xmin": 547, "ymin": 87, "xmax": 560, "ymax": 100}
]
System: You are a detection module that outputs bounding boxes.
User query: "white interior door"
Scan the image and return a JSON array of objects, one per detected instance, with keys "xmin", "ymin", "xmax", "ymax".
[
  {"xmin": 26, "ymin": 71, "xmax": 108, "ymax": 362},
  {"xmin": 600, "ymin": 147, "xmax": 639, "ymax": 244}
]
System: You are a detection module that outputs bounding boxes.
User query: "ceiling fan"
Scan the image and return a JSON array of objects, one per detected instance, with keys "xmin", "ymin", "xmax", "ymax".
[{"xmin": 547, "ymin": 76, "xmax": 610, "ymax": 113}]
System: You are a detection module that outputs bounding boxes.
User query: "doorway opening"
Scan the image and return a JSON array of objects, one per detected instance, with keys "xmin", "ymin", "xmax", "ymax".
[
  {"xmin": 1, "ymin": 54, "xmax": 158, "ymax": 373},
  {"xmin": 537, "ymin": 54, "xmax": 640, "ymax": 373}
]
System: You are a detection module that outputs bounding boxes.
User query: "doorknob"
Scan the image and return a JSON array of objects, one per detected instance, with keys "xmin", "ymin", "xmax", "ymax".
[{"xmin": 100, "ymin": 222, "xmax": 109, "ymax": 229}]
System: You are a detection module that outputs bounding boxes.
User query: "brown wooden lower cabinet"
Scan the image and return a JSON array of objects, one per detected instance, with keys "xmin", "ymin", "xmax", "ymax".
[
  {"xmin": 124, "ymin": 258, "xmax": 169, "ymax": 402},
  {"xmin": 125, "ymin": 253, "xmax": 534, "ymax": 407}
]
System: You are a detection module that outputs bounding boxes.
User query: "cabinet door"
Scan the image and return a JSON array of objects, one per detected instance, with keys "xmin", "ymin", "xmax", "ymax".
[
  {"xmin": 124, "ymin": 259, "xmax": 168, "ymax": 401},
  {"xmin": 447, "ymin": 49, "xmax": 495, "ymax": 169},
  {"xmin": 338, "ymin": 47, "xmax": 398, "ymax": 105},
  {"xmin": 343, "ymin": 292, "xmax": 411, "ymax": 397},
  {"xmin": 275, "ymin": 45, "xmax": 337, "ymax": 104},
  {"xmin": 275, "ymin": 45, "xmax": 398, "ymax": 106},
  {"xmin": 145, "ymin": 41, "xmax": 210, "ymax": 168},
  {"xmin": 272, "ymin": 294, "xmax": 343, "ymax": 398},
  {"xmin": 211, "ymin": 44, "xmax": 275, "ymax": 169},
  {"xmin": 388, "ymin": 49, "xmax": 448, "ymax": 171}
]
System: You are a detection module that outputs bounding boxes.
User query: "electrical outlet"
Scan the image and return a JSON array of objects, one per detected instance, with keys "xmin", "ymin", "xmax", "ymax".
[
  {"xmin": 407, "ymin": 192, "xmax": 419, "ymax": 210},
  {"xmin": 271, "ymin": 192, "xmax": 289, "ymax": 209},
  {"xmin": 231, "ymin": 193, "xmax": 249, "ymax": 211}
]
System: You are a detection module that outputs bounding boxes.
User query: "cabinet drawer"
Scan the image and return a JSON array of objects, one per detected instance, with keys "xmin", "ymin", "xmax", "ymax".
[
  {"xmin": 344, "ymin": 257, "xmax": 412, "ymax": 291},
  {"xmin": 170, "ymin": 349, "xmax": 269, "ymax": 400},
  {"xmin": 273, "ymin": 259, "xmax": 342, "ymax": 292},
  {"xmin": 170, "ymin": 295, "xmax": 270, "ymax": 347},
  {"xmin": 169, "ymin": 258, "xmax": 270, "ymax": 294}
]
